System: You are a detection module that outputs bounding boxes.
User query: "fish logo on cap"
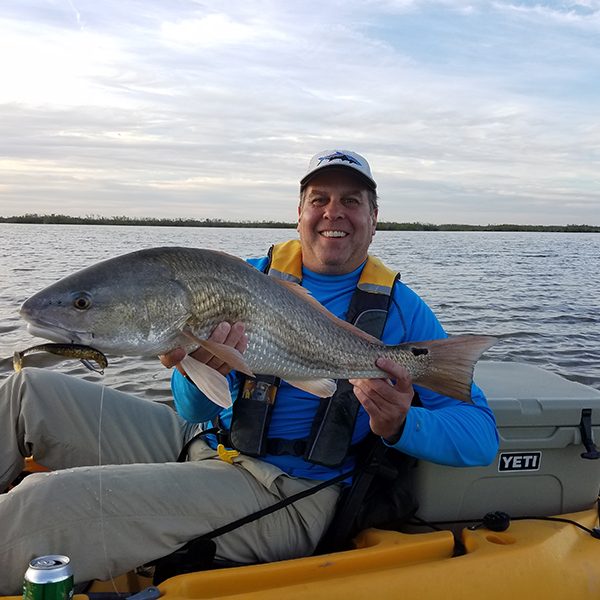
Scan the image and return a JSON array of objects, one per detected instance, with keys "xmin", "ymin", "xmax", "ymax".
[{"xmin": 317, "ymin": 151, "xmax": 362, "ymax": 166}]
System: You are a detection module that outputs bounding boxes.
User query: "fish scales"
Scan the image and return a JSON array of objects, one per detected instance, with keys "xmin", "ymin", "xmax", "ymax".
[
  {"xmin": 180, "ymin": 248, "xmax": 384, "ymax": 375},
  {"xmin": 160, "ymin": 249, "xmax": 368, "ymax": 377}
]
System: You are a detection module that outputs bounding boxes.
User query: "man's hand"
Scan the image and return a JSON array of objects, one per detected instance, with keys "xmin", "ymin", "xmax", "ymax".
[
  {"xmin": 159, "ymin": 322, "xmax": 248, "ymax": 376},
  {"xmin": 349, "ymin": 357, "xmax": 414, "ymax": 443}
]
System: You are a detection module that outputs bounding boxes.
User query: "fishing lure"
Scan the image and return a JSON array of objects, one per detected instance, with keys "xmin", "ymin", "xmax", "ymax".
[{"xmin": 13, "ymin": 343, "xmax": 108, "ymax": 374}]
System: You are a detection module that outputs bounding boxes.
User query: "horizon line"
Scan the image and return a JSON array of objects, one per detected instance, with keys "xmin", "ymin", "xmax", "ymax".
[{"xmin": 0, "ymin": 214, "xmax": 598, "ymax": 232}]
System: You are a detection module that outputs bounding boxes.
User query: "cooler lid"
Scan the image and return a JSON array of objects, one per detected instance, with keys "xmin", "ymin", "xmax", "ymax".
[{"xmin": 474, "ymin": 361, "xmax": 600, "ymax": 427}]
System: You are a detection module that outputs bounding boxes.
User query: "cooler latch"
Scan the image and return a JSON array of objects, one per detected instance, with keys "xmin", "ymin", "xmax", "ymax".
[{"xmin": 579, "ymin": 409, "xmax": 600, "ymax": 460}]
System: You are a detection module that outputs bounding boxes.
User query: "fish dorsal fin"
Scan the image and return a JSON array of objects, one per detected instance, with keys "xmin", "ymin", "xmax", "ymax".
[
  {"xmin": 274, "ymin": 279, "xmax": 384, "ymax": 346},
  {"xmin": 211, "ymin": 249, "xmax": 250, "ymax": 266},
  {"xmin": 180, "ymin": 355, "xmax": 233, "ymax": 408}
]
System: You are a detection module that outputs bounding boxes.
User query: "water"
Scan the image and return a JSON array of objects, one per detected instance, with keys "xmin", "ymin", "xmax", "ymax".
[{"xmin": 1, "ymin": 224, "xmax": 598, "ymax": 400}]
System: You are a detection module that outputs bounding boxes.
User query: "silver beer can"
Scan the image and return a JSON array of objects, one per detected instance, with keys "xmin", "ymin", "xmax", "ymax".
[{"xmin": 23, "ymin": 555, "xmax": 74, "ymax": 600}]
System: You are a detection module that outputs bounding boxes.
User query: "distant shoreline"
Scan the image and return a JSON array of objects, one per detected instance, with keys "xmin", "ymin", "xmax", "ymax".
[{"xmin": 0, "ymin": 214, "xmax": 598, "ymax": 233}]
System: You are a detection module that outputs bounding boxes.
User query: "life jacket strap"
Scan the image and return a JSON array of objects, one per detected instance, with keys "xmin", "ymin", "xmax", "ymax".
[{"xmin": 215, "ymin": 429, "xmax": 309, "ymax": 458}]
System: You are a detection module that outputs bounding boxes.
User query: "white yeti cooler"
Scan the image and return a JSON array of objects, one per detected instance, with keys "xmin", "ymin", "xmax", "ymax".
[{"xmin": 412, "ymin": 361, "xmax": 600, "ymax": 522}]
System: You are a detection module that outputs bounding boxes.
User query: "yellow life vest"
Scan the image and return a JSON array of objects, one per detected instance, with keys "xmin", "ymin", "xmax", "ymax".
[{"xmin": 268, "ymin": 239, "xmax": 398, "ymax": 295}]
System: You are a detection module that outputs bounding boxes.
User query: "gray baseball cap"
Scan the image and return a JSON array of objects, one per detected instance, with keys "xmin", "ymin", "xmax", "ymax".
[{"xmin": 300, "ymin": 149, "xmax": 377, "ymax": 190}]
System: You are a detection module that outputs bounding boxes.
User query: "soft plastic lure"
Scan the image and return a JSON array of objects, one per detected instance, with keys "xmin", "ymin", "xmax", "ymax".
[{"xmin": 13, "ymin": 343, "xmax": 108, "ymax": 374}]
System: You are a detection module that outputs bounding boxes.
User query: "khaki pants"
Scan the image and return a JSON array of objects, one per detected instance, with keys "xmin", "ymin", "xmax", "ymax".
[{"xmin": 0, "ymin": 368, "xmax": 341, "ymax": 594}]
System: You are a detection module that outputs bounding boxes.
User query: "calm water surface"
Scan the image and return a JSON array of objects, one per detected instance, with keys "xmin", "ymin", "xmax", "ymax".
[{"xmin": 1, "ymin": 224, "xmax": 598, "ymax": 399}]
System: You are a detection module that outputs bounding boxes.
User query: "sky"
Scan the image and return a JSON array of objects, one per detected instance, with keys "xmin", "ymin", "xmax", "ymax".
[{"xmin": 0, "ymin": 0, "xmax": 599, "ymax": 225}]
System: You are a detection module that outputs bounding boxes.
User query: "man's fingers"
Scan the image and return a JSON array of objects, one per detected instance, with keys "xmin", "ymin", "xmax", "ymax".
[
  {"xmin": 351, "ymin": 382, "xmax": 408, "ymax": 440},
  {"xmin": 232, "ymin": 323, "xmax": 249, "ymax": 354},
  {"xmin": 226, "ymin": 322, "xmax": 247, "ymax": 351},
  {"xmin": 352, "ymin": 385, "xmax": 389, "ymax": 414},
  {"xmin": 196, "ymin": 322, "xmax": 248, "ymax": 375},
  {"xmin": 350, "ymin": 367, "xmax": 413, "ymax": 440},
  {"xmin": 375, "ymin": 357, "xmax": 413, "ymax": 393},
  {"xmin": 159, "ymin": 347, "xmax": 187, "ymax": 369},
  {"xmin": 188, "ymin": 322, "xmax": 231, "ymax": 366},
  {"xmin": 350, "ymin": 377, "xmax": 397, "ymax": 406},
  {"xmin": 211, "ymin": 321, "xmax": 232, "ymax": 343},
  {"xmin": 161, "ymin": 322, "xmax": 248, "ymax": 376}
]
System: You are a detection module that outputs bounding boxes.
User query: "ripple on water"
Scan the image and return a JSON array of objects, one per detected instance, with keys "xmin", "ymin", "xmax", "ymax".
[{"xmin": 0, "ymin": 321, "xmax": 20, "ymax": 335}]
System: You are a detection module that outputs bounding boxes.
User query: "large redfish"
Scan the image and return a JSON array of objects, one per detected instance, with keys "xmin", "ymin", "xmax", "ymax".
[{"xmin": 19, "ymin": 247, "xmax": 496, "ymax": 407}]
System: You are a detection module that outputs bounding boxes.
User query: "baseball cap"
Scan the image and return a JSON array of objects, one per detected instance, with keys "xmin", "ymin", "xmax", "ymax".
[{"xmin": 300, "ymin": 149, "xmax": 377, "ymax": 190}]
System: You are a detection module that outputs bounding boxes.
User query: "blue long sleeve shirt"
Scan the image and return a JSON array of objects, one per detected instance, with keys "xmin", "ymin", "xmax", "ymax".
[{"xmin": 171, "ymin": 256, "xmax": 499, "ymax": 480}]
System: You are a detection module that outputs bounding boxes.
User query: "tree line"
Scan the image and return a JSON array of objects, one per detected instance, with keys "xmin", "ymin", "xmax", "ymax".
[{"xmin": 0, "ymin": 214, "xmax": 598, "ymax": 232}]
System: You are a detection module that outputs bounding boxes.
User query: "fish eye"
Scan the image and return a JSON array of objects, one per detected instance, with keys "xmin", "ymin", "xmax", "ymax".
[{"xmin": 73, "ymin": 293, "xmax": 92, "ymax": 311}]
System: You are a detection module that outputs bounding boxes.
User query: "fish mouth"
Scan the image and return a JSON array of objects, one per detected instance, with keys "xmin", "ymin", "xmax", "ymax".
[
  {"xmin": 19, "ymin": 300, "xmax": 92, "ymax": 344},
  {"xmin": 22, "ymin": 319, "xmax": 92, "ymax": 346}
]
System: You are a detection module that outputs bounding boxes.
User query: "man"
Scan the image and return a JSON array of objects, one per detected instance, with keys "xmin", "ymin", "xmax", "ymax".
[{"xmin": 0, "ymin": 150, "xmax": 498, "ymax": 593}]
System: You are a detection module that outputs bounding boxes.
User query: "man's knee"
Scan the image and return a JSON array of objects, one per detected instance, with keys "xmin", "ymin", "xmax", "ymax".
[
  {"xmin": 12, "ymin": 467, "xmax": 95, "ymax": 513},
  {"xmin": 4, "ymin": 367, "xmax": 57, "ymax": 401}
]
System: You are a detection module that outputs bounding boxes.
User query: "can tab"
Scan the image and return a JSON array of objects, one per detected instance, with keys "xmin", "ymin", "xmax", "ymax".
[
  {"xmin": 217, "ymin": 444, "xmax": 240, "ymax": 464},
  {"xmin": 579, "ymin": 409, "xmax": 600, "ymax": 460}
]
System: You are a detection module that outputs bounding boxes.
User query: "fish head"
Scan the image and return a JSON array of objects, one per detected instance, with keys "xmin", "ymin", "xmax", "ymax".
[{"xmin": 19, "ymin": 251, "xmax": 192, "ymax": 356}]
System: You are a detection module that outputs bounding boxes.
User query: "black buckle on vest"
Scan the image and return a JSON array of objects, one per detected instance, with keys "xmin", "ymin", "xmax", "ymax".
[
  {"xmin": 266, "ymin": 438, "xmax": 307, "ymax": 457},
  {"xmin": 216, "ymin": 429, "xmax": 232, "ymax": 447},
  {"xmin": 579, "ymin": 409, "xmax": 600, "ymax": 460},
  {"xmin": 211, "ymin": 415, "xmax": 231, "ymax": 447}
]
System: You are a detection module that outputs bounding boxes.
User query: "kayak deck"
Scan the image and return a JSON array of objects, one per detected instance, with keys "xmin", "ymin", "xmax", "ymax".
[
  {"xmin": 152, "ymin": 508, "xmax": 600, "ymax": 599},
  {"xmin": 4, "ymin": 508, "xmax": 599, "ymax": 599},
  {"xmin": 49, "ymin": 506, "xmax": 598, "ymax": 600}
]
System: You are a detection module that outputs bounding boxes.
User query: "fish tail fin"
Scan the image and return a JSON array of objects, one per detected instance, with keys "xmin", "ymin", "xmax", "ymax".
[{"xmin": 404, "ymin": 334, "xmax": 497, "ymax": 403}]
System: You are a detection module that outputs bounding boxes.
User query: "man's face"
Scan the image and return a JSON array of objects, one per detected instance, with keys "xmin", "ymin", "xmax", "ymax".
[{"xmin": 297, "ymin": 170, "xmax": 378, "ymax": 275}]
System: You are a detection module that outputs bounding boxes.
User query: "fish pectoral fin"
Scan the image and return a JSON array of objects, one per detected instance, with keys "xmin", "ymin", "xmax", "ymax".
[
  {"xmin": 286, "ymin": 378, "xmax": 337, "ymax": 398},
  {"xmin": 181, "ymin": 330, "xmax": 254, "ymax": 377},
  {"xmin": 180, "ymin": 355, "xmax": 233, "ymax": 409},
  {"xmin": 196, "ymin": 339, "xmax": 254, "ymax": 377}
]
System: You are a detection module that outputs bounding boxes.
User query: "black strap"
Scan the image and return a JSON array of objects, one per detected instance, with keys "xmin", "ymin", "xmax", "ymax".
[
  {"xmin": 579, "ymin": 409, "xmax": 600, "ymax": 459},
  {"xmin": 195, "ymin": 467, "xmax": 355, "ymax": 542},
  {"xmin": 316, "ymin": 437, "xmax": 386, "ymax": 552},
  {"xmin": 265, "ymin": 437, "xmax": 307, "ymax": 456},
  {"xmin": 176, "ymin": 427, "xmax": 220, "ymax": 463},
  {"xmin": 175, "ymin": 427, "xmax": 357, "ymax": 545},
  {"xmin": 151, "ymin": 466, "xmax": 356, "ymax": 584}
]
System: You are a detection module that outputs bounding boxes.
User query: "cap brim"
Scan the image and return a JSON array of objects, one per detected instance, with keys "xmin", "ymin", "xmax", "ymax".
[{"xmin": 300, "ymin": 164, "xmax": 376, "ymax": 190}]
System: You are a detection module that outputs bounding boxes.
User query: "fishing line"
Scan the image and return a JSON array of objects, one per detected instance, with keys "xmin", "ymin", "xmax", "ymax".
[{"xmin": 97, "ymin": 383, "xmax": 119, "ymax": 594}]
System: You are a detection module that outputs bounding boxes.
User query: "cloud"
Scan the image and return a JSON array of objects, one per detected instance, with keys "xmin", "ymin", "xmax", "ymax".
[
  {"xmin": 0, "ymin": 0, "xmax": 598, "ymax": 225},
  {"xmin": 160, "ymin": 13, "xmax": 281, "ymax": 49}
]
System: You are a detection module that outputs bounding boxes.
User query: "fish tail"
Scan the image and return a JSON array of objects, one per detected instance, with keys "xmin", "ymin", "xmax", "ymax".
[{"xmin": 403, "ymin": 334, "xmax": 497, "ymax": 403}]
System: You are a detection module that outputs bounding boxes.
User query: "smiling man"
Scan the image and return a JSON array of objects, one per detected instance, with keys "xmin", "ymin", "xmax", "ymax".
[
  {"xmin": 297, "ymin": 150, "xmax": 378, "ymax": 275},
  {"xmin": 0, "ymin": 149, "xmax": 498, "ymax": 593},
  {"xmin": 169, "ymin": 149, "xmax": 499, "ymax": 544}
]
